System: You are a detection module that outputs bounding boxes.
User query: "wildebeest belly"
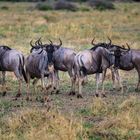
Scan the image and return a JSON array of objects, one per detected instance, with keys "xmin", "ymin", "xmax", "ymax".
[
  {"xmin": 82, "ymin": 65, "xmax": 102, "ymax": 75},
  {"xmin": 119, "ymin": 64, "xmax": 134, "ymax": 71},
  {"xmin": 54, "ymin": 65, "xmax": 68, "ymax": 72}
]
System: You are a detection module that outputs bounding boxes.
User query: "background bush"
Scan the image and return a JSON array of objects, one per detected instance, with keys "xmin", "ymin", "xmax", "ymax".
[
  {"xmin": 54, "ymin": 0, "xmax": 78, "ymax": 11},
  {"xmin": 88, "ymin": 0, "xmax": 115, "ymax": 11},
  {"xmin": 35, "ymin": 2, "xmax": 53, "ymax": 11}
]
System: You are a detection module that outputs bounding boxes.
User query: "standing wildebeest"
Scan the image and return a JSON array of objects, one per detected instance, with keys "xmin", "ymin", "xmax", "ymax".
[
  {"xmin": 25, "ymin": 39, "xmax": 60, "ymax": 99},
  {"xmin": 48, "ymin": 39, "xmax": 76, "ymax": 95},
  {"xmin": 74, "ymin": 40, "xmax": 115, "ymax": 98},
  {"xmin": 0, "ymin": 45, "xmax": 27, "ymax": 97},
  {"xmin": 92, "ymin": 38, "xmax": 123, "ymax": 90},
  {"xmin": 110, "ymin": 43, "xmax": 140, "ymax": 91}
]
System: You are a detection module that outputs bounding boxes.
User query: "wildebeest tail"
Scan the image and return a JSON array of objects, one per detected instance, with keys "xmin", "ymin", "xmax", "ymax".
[
  {"xmin": 19, "ymin": 55, "xmax": 28, "ymax": 83},
  {"xmin": 78, "ymin": 55, "xmax": 87, "ymax": 76}
]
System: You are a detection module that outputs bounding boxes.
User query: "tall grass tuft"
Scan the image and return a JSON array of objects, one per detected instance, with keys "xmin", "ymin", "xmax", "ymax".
[
  {"xmin": 89, "ymin": 96, "xmax": 140, "ymax": 139},
  {"xmin": 0, "ymin": 108, "xmax": 85, "ymax": 140}
]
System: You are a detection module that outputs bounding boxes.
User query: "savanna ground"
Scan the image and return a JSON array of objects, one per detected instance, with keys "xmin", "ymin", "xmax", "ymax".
[{"xmin": 0, "ymin": 1, "xmax": 140, "ymax": 140}]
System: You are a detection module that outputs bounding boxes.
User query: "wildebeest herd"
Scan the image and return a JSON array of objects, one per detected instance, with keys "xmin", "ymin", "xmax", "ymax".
[{"xmin": 0, "ymin": 38, "xmax": 140, "ymax": 100}]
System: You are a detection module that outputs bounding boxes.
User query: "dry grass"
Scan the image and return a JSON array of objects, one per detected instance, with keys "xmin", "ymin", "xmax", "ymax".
[
  {"xmin": 0, "ymin": 2, "xmax": 140, "ymax": 140},
  {"xmin": 0, "ymin": 108, "xmax": 85, "ymax": 140},
  {"xmin": 89, "ymin": 96, "xmax": 140, "ymax": 139}
]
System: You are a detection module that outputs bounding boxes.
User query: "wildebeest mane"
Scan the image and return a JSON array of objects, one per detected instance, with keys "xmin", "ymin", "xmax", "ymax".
[
  {"xmin": 0, "ymin": 45, "xmax": 12, "ymax": 50},
  {"xmin": 90, "ymin": 43, "xmax": 109, "ymax": 51}
]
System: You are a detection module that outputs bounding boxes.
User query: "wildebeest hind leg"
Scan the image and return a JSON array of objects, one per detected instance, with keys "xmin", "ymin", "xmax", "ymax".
[
  {"xmin": 1, "ymin": 71, "xmax": 6, "ymax": 96},
  {"xmin": 101, "ymin": 70, "xmax": 107, "ymax": 97},
  {"xmin": 77, "ymin": 77, "xmax": 83, "ymax": 98},
  {"xmin": 32, "ymin": 78, "xmax": 39, "ymax": 94},
  {"xmin": 95, "ymin": 73, "xmax": 100, "ymax": 97},
  {"xmin": 135, "ymin": 69, "xmax": 140, "ymax": 91},
  {"xmin": 110, "ymin": 67, "xmax": 116, "ymax": 90}
]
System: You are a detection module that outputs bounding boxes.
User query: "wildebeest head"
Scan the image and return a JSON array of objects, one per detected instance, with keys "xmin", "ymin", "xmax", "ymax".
[
  {"xmin": 109, "ymin": 43, "xmax": 131, "ymax": 68},
  {"xmin": 30, "ymin": 38, "xmax": 43, "ymax": 53},
  {"xmin": 43, "ymin": 39, "xmax": 62, "ymax": 72},
  {"xmin": 48, "ymin": 38, "xmax": 62, "ymax": 51}
]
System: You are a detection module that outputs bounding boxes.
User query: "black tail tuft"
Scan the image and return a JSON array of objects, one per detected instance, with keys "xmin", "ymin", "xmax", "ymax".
[
  {"xmin": 22, "ymin": 68, "xmax": 28, "ymax": 83},
  {"xmin": 80, "ymin": 66, "xmax": 87, "ymax": 76},
  {"xmin": 19, "ymin": 55, "xmax": 28, "ymax": 83}
]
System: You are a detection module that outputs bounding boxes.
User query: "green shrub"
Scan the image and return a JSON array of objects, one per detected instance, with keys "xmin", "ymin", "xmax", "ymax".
[
  {"xmin": 0, "ymin": 6, "xmax": 9, "ymax": 10},
  {"xmin": 88, "ymin": 0, "xmax": 115, "ymax": 11},
  {"xmin": 54, "ymin": 0, "xmax": 78, "ymax": 11},
  {"xmin": 35, "ymin": 3, "xmax": 53, "ymax": 11}
]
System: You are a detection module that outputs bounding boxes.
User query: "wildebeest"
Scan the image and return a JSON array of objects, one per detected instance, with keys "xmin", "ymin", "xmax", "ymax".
[
  {"xmin": 92, "ymin": 38, "xmax": 123, "ymax": 90},
  {"xmin": 49, "ymin": 39, "xmax": 76, "ymax": 95},
  {"xmin": 110, "ymin": 43, "xmax": 140, "ymax": 91},
  {"xmin": 73, "ymin": 39, "xmax": 115, "ymax": 98},
  {"xmin": 0, "ymin": 45, "xmax": 27, "ymax": 97},
  {"xmin": 25, "ymin": 39, "xmax": 59, "ymax": 99}
]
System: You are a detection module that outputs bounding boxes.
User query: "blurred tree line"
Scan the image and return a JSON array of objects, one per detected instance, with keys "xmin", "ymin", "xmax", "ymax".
[{"xmin": 0, "ymin": 0, "xmax": 139, "ymax": 2}]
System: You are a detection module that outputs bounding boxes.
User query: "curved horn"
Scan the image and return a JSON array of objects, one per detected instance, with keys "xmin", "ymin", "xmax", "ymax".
[
  {"xmin": 48, "ymin": 39, "xmax": 53, "ymax": 44},
  {"xmin": 107, "ymin": 36, "xmax": 112, "ymax": 45},
  {"xmin": 35, "ymin": 38, "xmax": 40, "ymax": 46},
  {"xmin": 58, "ymin": 38, "xmax": 62, "ymax": 46},
  {"xmin": 91, "ymin": 38, "xmax": 95, "ymax": 45},
  {"xmin": 126, "ymin": 43, "xmax": 130, "ymax": 51},
  {"xmin": 30, "ymin": 40, "xmax": 34, "ymax": 47},
  {"xmin": 38, "ymin": 37, "xmax": 42, "ymax": 45},
  {"xmin": 122, "ymin": 45, "xmax": 125, "ymax": 49}
]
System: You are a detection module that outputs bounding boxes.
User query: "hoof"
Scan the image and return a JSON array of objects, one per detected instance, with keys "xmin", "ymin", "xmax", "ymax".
[
  {"xmin": 102, "ymin": 94, "xmax": 106, "ymax": 98},
  {"xmin": 15, "ymin": 93, "xmax": 21, "ymax": 98},
  {"xmin": 44, "ymin": 96, "xmax": 49, "ymax": 102},
  {"xmin": 117, "ymin": 87, "xmax": 122, "ymax": 91},
  {"xmin": 69, "ymin": 91, "xmax": 76, "ymax": 96},
  {"xmin": 40, "ymin": 98, "xmax": 45, "ymax": 103},
  {"xmin": 77, "ymin": 94, "xmax": 83, "ymax": 98},
  {"xmin": 135, "ymin": 88, "xmax": 139, "ymax": 92},
  {"xmin": 2, "ymin": 91, "xmax": 6, "ymax": 96},
  {"xmin": 95, "ymin": 93, "xmax": 99, "ymax": 97},
  {"xmin": 51, "ymin": 91, "xmax": 54, "ymax": 95},
  {"xmin": 13, "ymin": 97, "xmax": 18, "ymax": 101},
  {"xmin": 46, "ymin": 85, "xmax": 52, "ymax": 90},
  {"xmin": 26, "ymin": 97, "xmax": 32, "ymax": 101},
  {"xmin": 56, "ymin": 90, "xmax": 60, "ymax": 94},
  {"xmin": 113, "ymin": 87, "xmax": 116, "ymax": 90}
]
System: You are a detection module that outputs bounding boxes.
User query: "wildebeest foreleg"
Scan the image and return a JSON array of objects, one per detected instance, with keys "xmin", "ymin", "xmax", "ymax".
[
  {"xmin": 101, "ymin": 69, "xmax": 107, "ymax": 97},
  {"xmin": 110, "ymin": 67, "xmax": 116, "ymax": 89},
  {"xmin": 17, "ymin": 78, "xmax": 22, "ymax": 97},
  {"xmin": 115, "ymin": 69, "xmax": 123, "ymax": 92},
  {"xmin": 41, "ymin": 74, "xmax": 47, "ymax": 94},
  {"xmin": 77, "ymin": 76, "xmax": 83, "ymax": 98},
  {"xmin": 69, "ymin": 76, "xmax": 76, "ymax": 95},
  {"xmin": 26, "ymin": 72, "xmax": 31, "ymax": 100},
  {"xmin": 135, "ymin": 68, "xmax": 140, "ymax": 91},
  {"xmin": 55, "ymin": 70, "xmax": 60, "ymax": 94},
  {"xmin": 1, "ymin": 71, "xmax": 6, "ymax": 96},
  {"xmin": 32, "ymin": 78, "xmax": 39, "ymax": 94},
  {"xmin": 95, "ymin": 73, "xmax": 100, "ymax": 97}
]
